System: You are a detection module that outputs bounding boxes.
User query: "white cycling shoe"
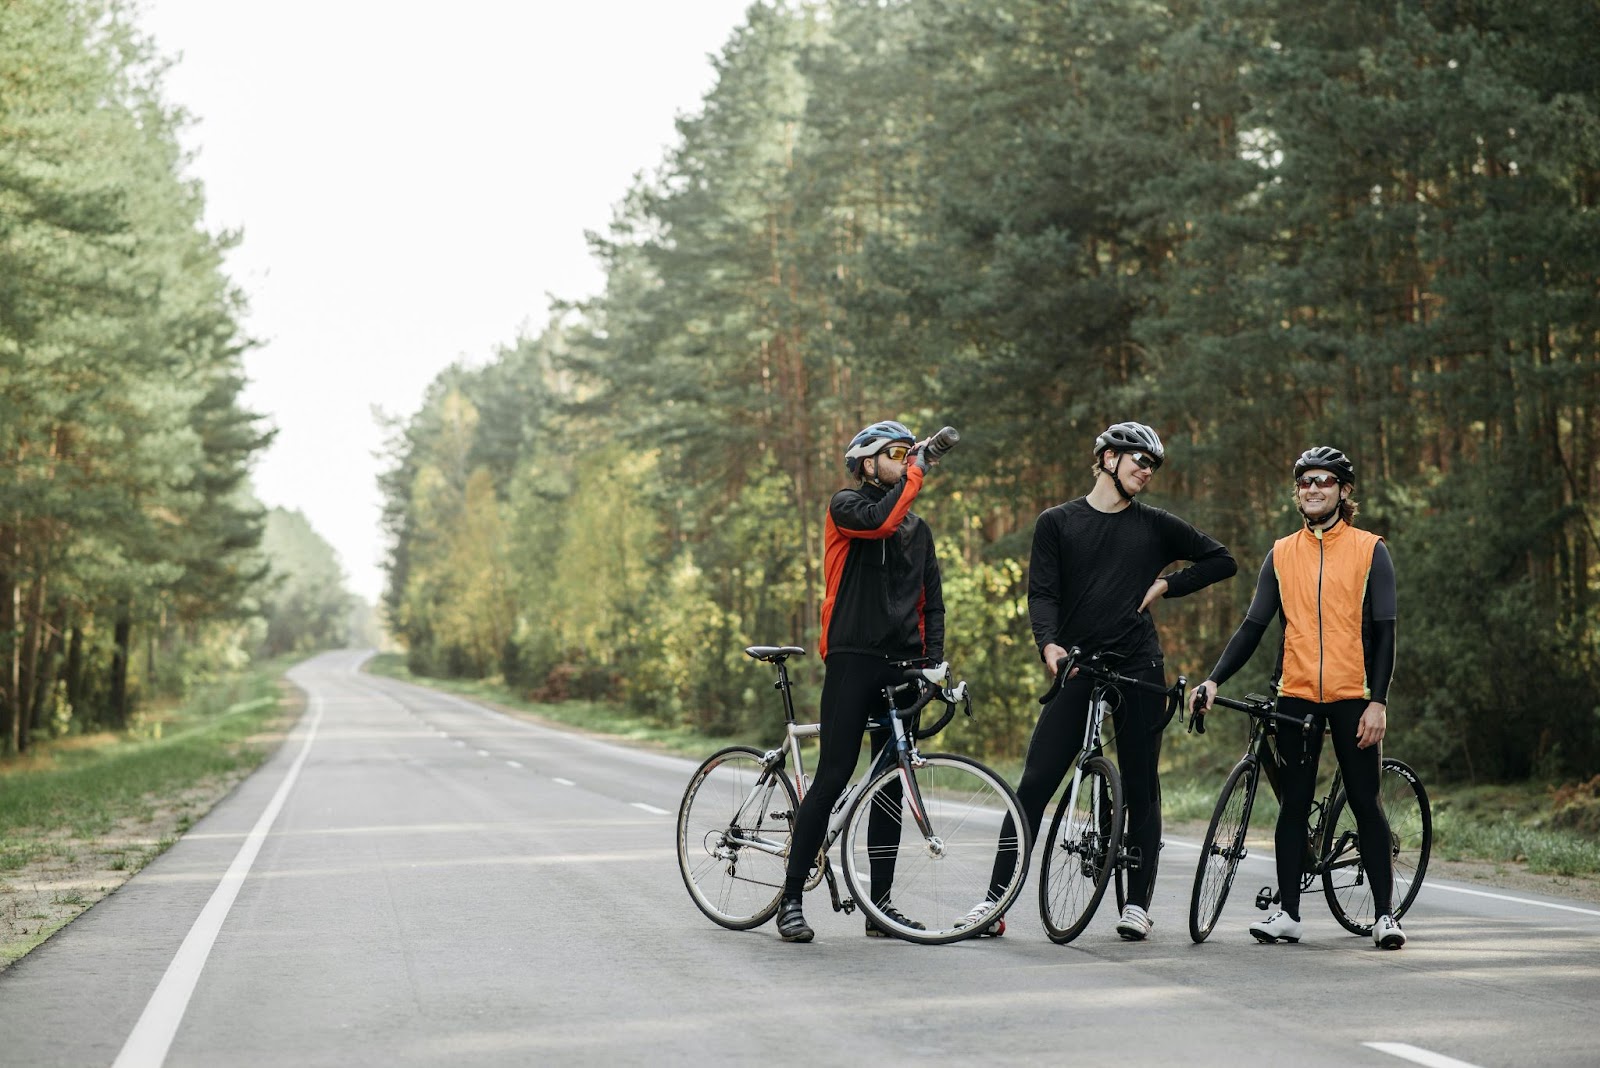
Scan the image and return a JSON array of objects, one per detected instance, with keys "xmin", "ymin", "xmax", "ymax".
[
  {"xmin": 1249, "ymin": 910, "xmax": 1303, "ymax": 943},
  {"xmin": 1373, "ymin": 913, "xmax": 1407, "ymax": 950},
  {"xmin": 959, "ymin": 899, "xmax": 1005, "ymax": 937},
  {"xmin": 1115, "ymin": 904, "xmax": 1153, "ymax": 941}
]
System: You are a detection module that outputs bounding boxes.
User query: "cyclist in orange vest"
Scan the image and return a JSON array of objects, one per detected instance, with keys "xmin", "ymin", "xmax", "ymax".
[{"xmin": 1192, "ymin": 446, "xmax": 1405, "ymax": 949}]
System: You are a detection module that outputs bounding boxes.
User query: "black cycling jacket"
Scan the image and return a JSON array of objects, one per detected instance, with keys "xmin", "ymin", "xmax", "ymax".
[{"xmin": 820, "ymin": 467, "xmax": 945, "ymax": 663}]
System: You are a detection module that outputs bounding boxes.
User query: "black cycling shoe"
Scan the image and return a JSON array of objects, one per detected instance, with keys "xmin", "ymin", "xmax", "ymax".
[
  {"xmin": 865, "ymin": 902, "xmax": 926, "ymax": 938},
  {"xmin": 776, "ymin": 897, "xmax": 813, "ymax": 943}
]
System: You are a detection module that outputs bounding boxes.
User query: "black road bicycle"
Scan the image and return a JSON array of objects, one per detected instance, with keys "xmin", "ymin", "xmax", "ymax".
[
  {"xmin": 676, "ymin": 645, "xmax": 1030, "ymax": 944},
  {"xmin": 1035, "ymin": 647, "xmax": 1189, "ymax": 943},
  {"xmin": 1186, "ymin": 691, "xmax": 1433, "ymax": 943}
]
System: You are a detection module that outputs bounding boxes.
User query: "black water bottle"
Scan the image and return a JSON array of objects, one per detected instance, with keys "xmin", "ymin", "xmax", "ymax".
[{"xmin": 923, "ymin": 425, "xmax": 961, "ymax": 463}]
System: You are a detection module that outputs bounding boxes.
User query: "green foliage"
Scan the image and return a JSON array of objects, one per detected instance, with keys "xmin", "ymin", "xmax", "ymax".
[
  {"xmin": 0, "ymin": 0, "xmax": 313, "ymax": 752},
  {"xmin": 378, "ymin": 0, "xmax": 1600, "ymax": 781}
]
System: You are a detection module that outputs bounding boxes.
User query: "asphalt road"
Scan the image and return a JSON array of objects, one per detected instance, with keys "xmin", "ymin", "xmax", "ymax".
[{"xmin": 1, "ymin": 650, "xmax": 1595, "ymax": 1067}]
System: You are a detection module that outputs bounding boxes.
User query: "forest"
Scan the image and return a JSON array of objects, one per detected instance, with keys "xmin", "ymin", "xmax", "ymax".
[
  {"xmin": 380, "ymin": 0, "xmax": 1599, "ymax": 785},
  {"xmin": 1, "ymin": 0, "xmax": 354, "ymax": 755}
]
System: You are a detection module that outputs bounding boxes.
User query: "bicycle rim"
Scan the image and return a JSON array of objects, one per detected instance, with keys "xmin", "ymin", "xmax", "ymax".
[
  {"xmin": 841, "ymin": 754, "xmax": 1029, "ymax": 945},
  {"xmin": 1189, "ymin": 758, "xmax": 1256, "ymax": 943},
  {"xmin": 1322, "ymin": 758, "xmax": 1433, "ymax": 935},
  {"xmin": 677, "ymin": 746, "xmax": 796, "ymax": 930},
  {"xmin": 1039, "ymin": 756, "xmax": 1124, "ymax": 944}
]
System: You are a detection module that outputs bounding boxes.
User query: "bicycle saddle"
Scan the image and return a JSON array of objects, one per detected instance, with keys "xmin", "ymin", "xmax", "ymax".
[{"xmin": 744, "ymin": 645, "xmax": 807, "ymax": 663}]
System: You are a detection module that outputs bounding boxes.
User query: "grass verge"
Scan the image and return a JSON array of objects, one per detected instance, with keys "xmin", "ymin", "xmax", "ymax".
[{"xmin": 0, "ymin": 659, "xmax": 297, "ymax": 968}]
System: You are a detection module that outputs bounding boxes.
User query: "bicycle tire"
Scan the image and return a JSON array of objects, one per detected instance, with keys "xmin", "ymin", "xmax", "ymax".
[
  {"xmin": 1188, "ymin": 757, "xmax": 1259, "ymax": 943},
  {"xmin": 1038, "ymin": 755, "xmax": 1125, "ymax": 944},
  {"xmin": 677, "ymin": 745, "xmax": 797, "ymax": 930},
  {"xmin": 1322, "ymin": 757, "xmax": 1432, "ymax": 935},
  {"xmin": 841, "ymin": 753, "xmax": 1029, "ymax": 945}
]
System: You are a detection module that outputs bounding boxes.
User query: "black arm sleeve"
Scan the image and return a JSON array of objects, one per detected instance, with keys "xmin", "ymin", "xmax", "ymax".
[
  {"xmin": 921, "ymin": 528, "xmax": 946, "ymax": 663},
  {"xmin": 1027, "ymin": 510, "xmax": 1062, "ymax": 656},
  {"xmin": 1208, "ymin": 552, "xmax": 1281, "ymax": 684},
  {"xmin": 1369, "ymin": 619, "xmax": 1395, "ymax": 703},
  {"xmin": 1209, "ymin": 619, "xmax": 1269, "ymax": 687},
  {"xmin": 1368, "ymin": 542, "xmax": 1397, "ymax": 702}
]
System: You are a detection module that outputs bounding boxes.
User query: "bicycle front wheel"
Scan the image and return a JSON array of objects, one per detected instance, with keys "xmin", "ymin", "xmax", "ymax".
[
  {"xmin": 841, "ymin": 754, "xmax": 1029, "ymax": 945},
  {"xmin": 1322, "ymin": 757, "xmax": 1433, "ymax": 935},
  {"xmin": 1039, "ymin": 755, "xmax": 1125, "ymax": 944},
  {"xmin": 677, "ymin": 745, "xmax": 797, "ymax": 930},
  {"xmin": 1189, "ymin": 757, "xmax": 1259, "ymax": 943}
]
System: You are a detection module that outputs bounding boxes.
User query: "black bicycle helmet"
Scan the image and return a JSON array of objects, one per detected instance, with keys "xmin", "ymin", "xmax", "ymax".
[
  {"xmin": 1294, "ymin": 445, "xmax": 1355, "ymax": 484},
  {"xmin": 1092, "ymin": 421, "xmax": 1165, "ymax": 465}
]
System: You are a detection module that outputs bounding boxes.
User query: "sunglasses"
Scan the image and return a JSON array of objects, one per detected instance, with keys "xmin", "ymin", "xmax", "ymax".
[
  {"xmin": 1128, "ymin": 451, "xmax": 1160, "ymax": 471},
  {"xmin": 1297, "ymin": 473, "xmax": 1340, "ymax": 489},
  {"xmin": 878, "ymin": 444, "xmax": 911, "ymax": 462}
]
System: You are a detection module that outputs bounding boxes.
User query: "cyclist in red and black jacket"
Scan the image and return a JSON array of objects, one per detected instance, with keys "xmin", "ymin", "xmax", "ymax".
[{"xmin": 777, "ymin": 419, "xmax": 946, "ymax": 944}]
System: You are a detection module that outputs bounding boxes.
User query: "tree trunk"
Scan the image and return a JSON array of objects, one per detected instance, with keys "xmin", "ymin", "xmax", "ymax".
[
  {"xmin": 1, "ymin": 565, "xmax": 15, "ymax": 756},
  {"xmin": 110, "ymin": 612, "xmax": 132, "ymax": 729}
]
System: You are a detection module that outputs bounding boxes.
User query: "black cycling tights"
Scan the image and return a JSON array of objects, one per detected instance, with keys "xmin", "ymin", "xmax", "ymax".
[
  {"xmin": 1273, "ymin": 695, "xmax": 1393, "ymax": 920},
  {"xmin": 783, "ymin": 653, "xmax": 905, "ymax": 903},
  {"xmin": 988, "ymin": 665, "xmax": 1170, "ymax": 909}
]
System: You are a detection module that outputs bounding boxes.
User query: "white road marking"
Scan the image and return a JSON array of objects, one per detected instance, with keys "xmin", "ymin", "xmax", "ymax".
[
  {"xmin": 1419, "ymin": 883, "xmax": 1600, "ymax": 918},
  {"xmin": 1166, "ymin": 835, "xmax": 1600, "ymax": 918},
  {"xmin": 552, "ymin": 777, "xmax": 576, "ymax": 786},
  {"xmin": 505, "ymin": 760, "xmax": 523, "ymax": 769},
  {"xmin": 632, "ymin": 803, "xmax": 671, "ymax": 815},
  {"xmin": 476, "ymin": 749, "xmax": 490, "ymax": 757},
  {"xmin": 1364, "ymin": 1041, "xmax": 1483, "ymax": 1068},
  {"xmin": 113, "ymin": 691, "xmax": 325, "ymax": 1068}
]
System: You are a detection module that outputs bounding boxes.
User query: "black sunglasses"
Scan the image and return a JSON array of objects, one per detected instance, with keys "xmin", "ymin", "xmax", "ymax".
[{"xmin": 1128, "ymin": 451, "xmax": 1160, "ymax": 471}]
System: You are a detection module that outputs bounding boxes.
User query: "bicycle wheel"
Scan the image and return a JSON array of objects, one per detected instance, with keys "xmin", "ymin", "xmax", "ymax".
[
  {"xmin": 1322, "ymin": 757, "xmax": 1432, "ymax": 935},
  {"xmin": 1038, "ymin": 755, "xmax": 1125, "ymax": 944},
  {"xmin": 841, "ymin": 753, "xmax": 1029, "ymax": 945},
  {"xmin": 1188, "ymin": 758, "xmax": 1260, "ymax": 943},
  {"xmin": 677, "ymin": 745, "xmax": 798, "ymax": 930}
]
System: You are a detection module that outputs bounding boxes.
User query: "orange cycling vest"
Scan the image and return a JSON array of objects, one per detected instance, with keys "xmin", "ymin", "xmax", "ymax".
[{"xmin": 1273, "ymin": 521, "xmax": 1383, "ymax": 703}]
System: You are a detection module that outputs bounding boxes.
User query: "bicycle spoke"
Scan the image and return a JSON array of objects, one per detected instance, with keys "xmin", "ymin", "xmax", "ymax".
[
  {"xmin": 678, "ymin": 747, "xmax": 795, "ymax": 930},
  {"xmin": 1189, "ymin": 759, "xmax": 1253, "ymax": 943},
  {"xmin": 1040, "ymin": 756, "xmax": 1123, "ymax": 943},
  {"xmin": 1322, "ymin": 758, "xmax": 1432, "ymax": 934},
  {"xmin": 842, "ymin": 755, "xmax": 1029, "ymax": 944}
]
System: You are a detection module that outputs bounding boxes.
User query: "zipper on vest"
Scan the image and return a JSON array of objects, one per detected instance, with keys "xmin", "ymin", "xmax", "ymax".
[{"xmin": 1314, "ymin": 526, "xmax": 1325, "ymax": 701}]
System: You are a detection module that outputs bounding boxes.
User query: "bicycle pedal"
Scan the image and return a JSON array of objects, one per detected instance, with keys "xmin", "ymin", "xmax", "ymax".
[{"xmin": 1255, "ymin": 886, "xmax": 1277, "ymax": 910}]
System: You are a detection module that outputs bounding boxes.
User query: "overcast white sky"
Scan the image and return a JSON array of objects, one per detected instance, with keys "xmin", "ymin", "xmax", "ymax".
[{"xmin": 136, "ymin": 1, "xmax": 754, "ymax": 603}]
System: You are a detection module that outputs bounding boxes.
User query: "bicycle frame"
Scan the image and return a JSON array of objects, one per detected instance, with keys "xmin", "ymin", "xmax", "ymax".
[
  {"xmin": 1200, "ymin": 697, "xmax": 1357, "ymax": 891},
  {"xmin": 1049, "ymin": 649, "xmax": 1188, "ymax": 869},
  {"xmin": 722, "ymin": 658, "xmax": 945, "ymax": 871}
]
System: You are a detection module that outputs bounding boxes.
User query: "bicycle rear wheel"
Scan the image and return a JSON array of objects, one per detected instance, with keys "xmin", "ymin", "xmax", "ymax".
[
  {"xmin": 677, "ymin": 745, "xmax": 797, "ymax": 930},
  {"xmin": 1188, "ymin": 757, "xmax": 1259, "ymax": 943},
  {"xmin": 1038, "ymin": 756, "xmax": 1124, "ymax": 944},
  {"xmin": 1322, "ymin": 758, "xmax": 1432, "ymax": 935},
  {"xmin": 841, "ymin": 753, "xmax": 1029, "ymax": 945}
]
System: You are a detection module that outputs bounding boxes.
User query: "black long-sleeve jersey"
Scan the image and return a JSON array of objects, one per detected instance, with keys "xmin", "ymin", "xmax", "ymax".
[{"xmin": 1028, "ymin": 498, "xmax": 1236, "ymax": 665}]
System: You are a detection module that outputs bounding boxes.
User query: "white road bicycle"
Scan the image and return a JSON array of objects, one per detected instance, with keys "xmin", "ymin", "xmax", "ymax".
[{"xmin": 676, "ymin": 645, "xmax": 1031, "ymax": 945}]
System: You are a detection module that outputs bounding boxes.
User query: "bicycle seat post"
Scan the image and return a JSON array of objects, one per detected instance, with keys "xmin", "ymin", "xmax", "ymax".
[{"xmin": 775, "ymin": 660, "xmax": 798, "ymax": 726}]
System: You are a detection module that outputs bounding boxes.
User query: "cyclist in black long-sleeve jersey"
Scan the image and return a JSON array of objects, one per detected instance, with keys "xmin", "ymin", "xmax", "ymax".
[
  {"xmin": 965, "ymin": 421, "xmax": 1236, "ymax": 940},
  {"xmin": 1192, "ymin": 445, "xmax": 1405, "ymax": 949}
]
